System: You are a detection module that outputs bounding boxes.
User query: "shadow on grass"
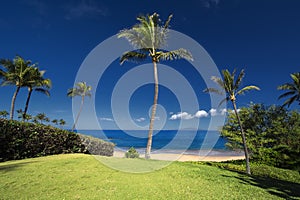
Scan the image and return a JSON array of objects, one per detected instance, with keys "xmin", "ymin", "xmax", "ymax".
[
  {"xmin": 0, "ymin": 161, "xmax": 38, "ymax": 172},
  {"xmin": 222, "ymin": 172, "xmax": 300, "ymax": 200}
]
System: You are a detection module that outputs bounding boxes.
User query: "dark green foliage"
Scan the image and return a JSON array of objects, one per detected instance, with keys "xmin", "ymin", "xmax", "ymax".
[
  {"xmin": 125, "ymin": 147, "xmax": 140, "ymax": 158},
  {"xmin": 222, "ymin": 104, "xmax": 300, "ymax": 170},
  {"xmin": 80, "ymin": 135, "xmax": 114, "ymax": 157},
  {"xmin": 0, "ymin": 119, "xmax": 114, "ymax": 162}
]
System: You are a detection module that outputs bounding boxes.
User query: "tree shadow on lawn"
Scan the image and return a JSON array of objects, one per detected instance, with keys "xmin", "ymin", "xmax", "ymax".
[
  {"xmin": 0, "ymin": 161, "xmax": 38, "ymax": 172},
  {"xmin": 222, "ymin": 173, "xmax": 300, "ymax": 200}
]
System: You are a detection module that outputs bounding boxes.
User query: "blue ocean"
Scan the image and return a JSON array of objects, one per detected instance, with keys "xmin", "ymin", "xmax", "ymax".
[{"xmin": 77, "ymin": 129, "xmax": 228, "ymax": 151}]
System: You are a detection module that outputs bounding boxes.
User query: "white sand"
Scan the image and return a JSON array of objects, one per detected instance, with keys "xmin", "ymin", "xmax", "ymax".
[{"xmin": 113, "ymin": 150, "xmax": 245, "ymax": 162}]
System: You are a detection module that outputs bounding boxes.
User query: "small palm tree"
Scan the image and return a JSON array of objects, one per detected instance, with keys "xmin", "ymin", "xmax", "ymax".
[
  {"xmin": 52, "ymin": 119, "xmax": 58, "ymax": 126},
  {"xmin": 204, "ymin": 69, "xmax": 260, "ymax": 175},
  {"xmin": 67, "ymin": 82, "xmax": 92, "ymax": 131},
  {"xmin": 23, "ymin": 67, "xmax": 51, "ymax": 120},
  {"xmin": 278, "ymin": 72, "xmax": 300, "ymax": 107},
  {"xmin": 23, "ymin": 113, "xmax": 32, "ymax": 122},
  {"xmin": 17, "ymin": 109, "xmax": 24, "ymax": 120},
  {"xmin": 118, "ymin": 13, "xmax": 193, "ymax": 159},
  {"xmin": 59, "ymin": 119, "xmax": 66, "ymax": 129},
  {"xmin": 0, "ymin": 56, "xmax": 34, "ymax": 119},
  {"xmin": 34, "ymin": 113, "xmax": 48, "ymax": 124},
  {"xmin": 0, "ymin": 110, "xmax": 8, "ymax": 118}
]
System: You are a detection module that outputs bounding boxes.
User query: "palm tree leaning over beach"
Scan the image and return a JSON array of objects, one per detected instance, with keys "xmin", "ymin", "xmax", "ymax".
[
  {"xmin": 23, "ymin": 67, "xmax": 51, "ymax": 120},
  {"xmin": 67, "ymin": 82, "xmax": 92, "ymax": 131},
  {"xmin": 204, "ymin": 69, "xmax": 260, "ymax": 175},
  {"xmin": 278, "ymin": 72, "xmax": 300, "ymax": 107},
  {"xmin": 0, "ymin": 56, "xmax": 33, "ymax": 119},
  {"xmin": 118, "ymin": 13, "xmax": 193, "ymax": 159}
]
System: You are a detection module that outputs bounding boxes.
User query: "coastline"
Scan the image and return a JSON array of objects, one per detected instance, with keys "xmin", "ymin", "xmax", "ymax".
[{"xmin": 113, "ymin": 149, "xmax": 245, "ymax": 162}]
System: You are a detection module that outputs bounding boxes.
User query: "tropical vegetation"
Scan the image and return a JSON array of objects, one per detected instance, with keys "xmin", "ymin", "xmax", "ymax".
[
  {"xmin": 0, "ymin": 119, "xmax": 114, "ymax": 162},
  {"xmin": 204, "ymin": 69, "xmax": 260, "ymax": 175},
  {"xmin": 118, "ymin": 13, "xmax": 193, "ymax": 159},
  {"xmin": 0, "ymin": 56, "xmax": 35, "ymax": 119},
  {"xmin": 221, "ymin": 103, "xmax": 300, "ymax": 171}
]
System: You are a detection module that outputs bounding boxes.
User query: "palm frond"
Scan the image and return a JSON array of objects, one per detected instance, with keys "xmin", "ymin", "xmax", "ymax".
[
  {"xmin": 211, "ymin": 76, "xmax": 225, "ymax": 89},
  {"xmin": 237, "ymin": 85, "xmax": 260, "ymax": 95},
  {"xmin": 282, "ymin": 95, "xmax": 297, "ymax": 108},
  {"xmin": 277, "ymin": 83, "xmax": 294, "ymax": 90},
  {"xmin": 35, "ymin": 88, "xmax": 50, "ymax": 96},
  {"xmin": 222, "ymin": 69, "xmax": 234, "ymax": 93},
  {"xmin": 163, "ymin": 14, "xmax": 173, "ymax": 30},
  {"xmin": 278, "ymin": 91, "xmax": 295, "ymax": 100},
  {"xmin": 158, "ymin": 48, "xmax": 193, "ymax": 62},
  {"xmin": 120, "ymin": 51, "xmax": 148, "ymax": 65},
  {"xmin": 234, "ymin": 69, "xmax": 245, "ymax": 90},
  {"xmin": 218, "ymin": 97, "xmax": 230, "ymax": 107},
  {"xmin": 203, "ymin": 88, "xmax": 224, "ymax": 95}
]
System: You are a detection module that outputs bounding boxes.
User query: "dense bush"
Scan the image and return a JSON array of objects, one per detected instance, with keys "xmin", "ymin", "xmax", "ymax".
[
  {"xmin": 221, "ymin": 104, "xmax": 300, "ymax": 170},
  {"xmin": 0, "ymin": 119, "xmax": 114, "ymax": 162},
  {"xmin": 80, "ymin": 135, "xmax": 114, "ymax": 157},
  {"xmin": 125, "ymin": 147, "xmax": 139, "ymax": 158}
]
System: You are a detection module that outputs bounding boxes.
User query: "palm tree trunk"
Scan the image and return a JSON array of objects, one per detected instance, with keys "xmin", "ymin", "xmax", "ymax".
[
  {"xmin": 232, "ymin": 101, "xmax": 251, "ymax": 175},
  {"xmin": 72, "ymin": 96, "xmax": 84, "ymax": 132},
  {"xmin": 23, "ymin": 87, "xmax": 33, "ymax": 120},
  {"xmin": 145, "ymin": 61, "xmax": 159, "ymax": 159},
  {"xmin": 10, "ymin": 86, "xmax": 21, "ymax": 120}
]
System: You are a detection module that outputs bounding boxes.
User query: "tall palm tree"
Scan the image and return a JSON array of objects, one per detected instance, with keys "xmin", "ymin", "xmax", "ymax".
[
  {"xmin": 204, "ymin": 69, "xmax": 260, "ymax": 175},
  {"xmin": 0, "ymin": 56, "xmax": 34, "ymax": 119},
  {"xmin": 67, "ymin": 81, "xmax": 92, "ymax": 131},
  {"xmin": 23, "ymin": 67, "xmax": 51, "ymax": 120},
  {"xmin": 118, "ymin": 13, "xmax": 193, "ymax": 159},
  {"xmin": 278, "ymin": 72, "xmax": 300, "ymax": 107}
]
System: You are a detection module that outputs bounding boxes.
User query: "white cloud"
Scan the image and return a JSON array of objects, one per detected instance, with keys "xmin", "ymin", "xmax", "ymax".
[
  {"xmin": 135, "ymin": 117, "xmax": 146, "ymax": 122},
  {"xmin": 209, "ymin": 108, "xmax": 218, "ymax": 116},
  {"xmin": 99, "ymin": 117, "xmax": 114, "ymax": 122},
  {"xmin": 209, "ymin": 108, "xmax": 227, "ymax": 116},
  {"xmin": 194, "ymin": 110, "xmax": 208, "ymax": 118},
  {"xmin": 170, "ymin": 112, "xmax": 194, "ymax": 120},
  {"xmin": 221, "ymin": 108, "xmax": 227, "ymax": 115}
]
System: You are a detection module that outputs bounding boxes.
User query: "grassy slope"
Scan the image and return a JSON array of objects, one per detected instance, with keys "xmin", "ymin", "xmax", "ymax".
[{"xmin": 0, "ymin": 154, "xmax": 299, "ymax": 200}]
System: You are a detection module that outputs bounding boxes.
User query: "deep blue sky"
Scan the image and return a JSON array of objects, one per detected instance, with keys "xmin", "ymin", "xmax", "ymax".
[{"xmin": 0, "ymin": 0, "xmax": 299, "ymax": 130}]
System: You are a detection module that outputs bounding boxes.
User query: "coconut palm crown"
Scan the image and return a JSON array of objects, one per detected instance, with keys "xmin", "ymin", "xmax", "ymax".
[
  {"xmin": 118, "ymin": 13, "xmax": 193, "ymax": 159},
  {"xmin": 278, "ymin": 72, "xmax": 300, "ymax": 107},
  {"xmin": 0, "ymin": 56, "xmax": 35, "ymax": 119},
  {"xmin": 23, "ymin": 67, "xmax": 51, "ymax": 120},
  {"xmin": 204, "ymin": 69, "xmax": 260, "ymax": 175}
]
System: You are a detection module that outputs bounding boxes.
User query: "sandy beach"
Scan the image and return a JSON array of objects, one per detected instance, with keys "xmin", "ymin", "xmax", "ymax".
[{"xmin": 113, "ymin": 150, "xmax": 245, "ymax": 162}]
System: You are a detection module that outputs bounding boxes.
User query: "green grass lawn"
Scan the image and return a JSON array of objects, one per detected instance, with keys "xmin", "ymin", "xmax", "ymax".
[{"xmin": 0, "ymin": 154, "xmax": 299, "ymax": 200}]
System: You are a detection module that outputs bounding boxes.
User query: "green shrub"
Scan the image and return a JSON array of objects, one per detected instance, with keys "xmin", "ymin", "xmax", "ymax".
[
  {"xmin": 0, "ymin": 119, "xmax": 114, "ymax": 161},
  {"xmin": 125, "ymin": 147, "xmax": 139, "ymax": 158},
  {"xmin": 80, "ymin": 135, "xmax": 114, "ymax": 157}
]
